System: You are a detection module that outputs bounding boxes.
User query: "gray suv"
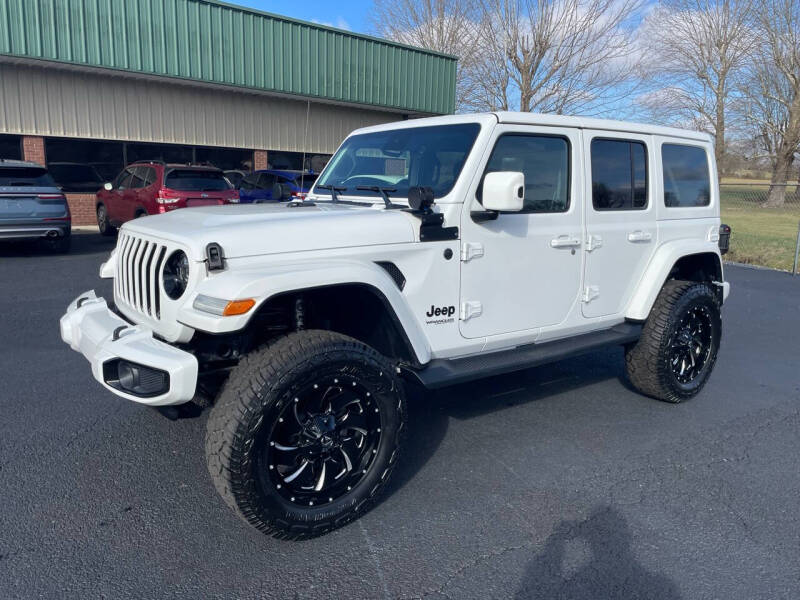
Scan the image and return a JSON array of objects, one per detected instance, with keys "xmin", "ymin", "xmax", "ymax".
[{"xmin": 0, "ymin": 160, "xmax": 71, "ymax": 253}]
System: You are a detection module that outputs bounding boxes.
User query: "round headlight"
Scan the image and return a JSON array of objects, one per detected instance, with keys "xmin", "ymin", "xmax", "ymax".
[{"xmin": 163, "ymin": 250, "xmax": 189, "ymax": 300}]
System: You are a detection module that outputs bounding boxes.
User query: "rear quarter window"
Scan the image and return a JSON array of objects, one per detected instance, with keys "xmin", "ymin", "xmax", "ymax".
[
  {"xmin": 164, "ymin": 170, "xmax": 231, "ymax": 191},
  {"xmin": 0, "ymin": 167, "xmax": 57, "ymax": 187},
  {"xmin": 662, "ymin": 144, "xmax": 711, "ymax": 207}
]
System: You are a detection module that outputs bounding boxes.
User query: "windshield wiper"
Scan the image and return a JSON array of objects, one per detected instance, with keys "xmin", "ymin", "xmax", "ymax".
[
  {"xmin": 316, "ymin": 184, "xmax": 346, "ymax": 203},
  {"xmin": 356, "ymin": 186, "xmax": 401, "ymax": 209}
]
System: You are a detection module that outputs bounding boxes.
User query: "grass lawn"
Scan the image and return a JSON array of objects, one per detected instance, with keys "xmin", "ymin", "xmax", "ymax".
[{"xmin": 721, "ymin": 204, "xmax": 800, "ymax": 271}]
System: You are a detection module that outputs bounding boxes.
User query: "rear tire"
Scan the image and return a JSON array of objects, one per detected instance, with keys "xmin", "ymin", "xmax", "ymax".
[
  {"xmin": 625, "ymin": 280, "xmax": 721, "ymax": 403},
  {"xmin": 205, "ymin": 330, "xmax": 406, "ymax": 538},
  {"xmin": 96, "ymin": 204, "xmax": 116, "ymax": 236}
]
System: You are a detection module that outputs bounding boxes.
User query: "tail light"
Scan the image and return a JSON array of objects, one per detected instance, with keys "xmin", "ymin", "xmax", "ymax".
[
  {"xmin": 40, "ymin": 194, "xmax": 71, "ymax": 221},
  {"xmin": 228, "ymin": 190, "xmax": 240, "ymax": 204},
  {"xmin": 157, "ymin": 189, "xmax": 181, "ymax": 204},
  {"xmin": 290, "ymin": 191, "xmax": 307, "ymax": 200},
  {"xmin": 718, "ymin": 224, "xmax": 731, "ymax": 255}
]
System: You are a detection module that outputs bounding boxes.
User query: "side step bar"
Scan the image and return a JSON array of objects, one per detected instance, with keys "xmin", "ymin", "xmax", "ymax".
[{"xmin": 406, "ymin": 323, "xmax": 642, "ymax": 390}]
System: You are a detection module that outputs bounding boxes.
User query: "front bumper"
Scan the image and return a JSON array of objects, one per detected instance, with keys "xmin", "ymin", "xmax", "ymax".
[{"xmin": 60, "ymin": 290, "xmax": 198, "ymax": 406}]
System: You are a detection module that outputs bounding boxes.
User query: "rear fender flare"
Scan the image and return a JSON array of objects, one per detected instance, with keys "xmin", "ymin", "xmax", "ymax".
[{"xmin": 626, "ymin": 240, "xmax": 723, "ymax": 321}]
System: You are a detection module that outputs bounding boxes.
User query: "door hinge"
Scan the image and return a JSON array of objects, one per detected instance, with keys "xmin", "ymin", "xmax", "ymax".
[
  {"xmin": 461, "ymin": 242, "xmax": 484, "ymax": 262},
  {"xmin": 586, "ymin": 234, "xmax": 603, "ymax": 252},
  {"xmin": 460, "ymin": 300, "xmax": 483, "ymax": 321},
  {"xmin": 582, "ymin": 285, "xmax": 600, "ymax": 303}
]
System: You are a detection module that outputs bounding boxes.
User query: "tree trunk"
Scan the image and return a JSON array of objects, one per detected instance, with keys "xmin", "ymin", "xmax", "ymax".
[
  {"xmin": 763, "ymin": 151, "xmax": 793, "ymax": 208},
  {"xmin": 715, "ymin": 97, "xmax": 725, "ymax": 180}
]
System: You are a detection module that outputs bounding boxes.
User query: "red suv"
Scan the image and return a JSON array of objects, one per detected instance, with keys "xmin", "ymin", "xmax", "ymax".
[{"xmin": 95, "ymin": 162, "xmax": 239, "ymax": 235}]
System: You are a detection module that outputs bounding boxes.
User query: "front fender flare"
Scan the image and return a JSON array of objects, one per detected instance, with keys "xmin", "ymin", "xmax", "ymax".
[
  {"xmin": 177, "ymin": 259, "xmax": 432, "ymax": 364},
  {"xmin": 626, "ymin": 240, "xmax": 723, "ymax": 321}
]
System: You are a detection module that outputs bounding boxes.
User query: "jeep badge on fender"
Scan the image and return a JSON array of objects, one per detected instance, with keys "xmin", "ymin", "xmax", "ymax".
[
  {"xmin": 426, "ymin": 305, "xmax": 455, "ymax": 318},
  {"xmin": 60, "ymin": 112, "xmax": 730, "ymax": 539}
]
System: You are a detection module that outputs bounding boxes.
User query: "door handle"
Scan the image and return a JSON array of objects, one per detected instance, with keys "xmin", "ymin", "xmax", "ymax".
[
  {"xmin": 550, "ymin": 236, "xmax": 582, "ymax": 248},
  {"xmin": 627, "ymin": 230, "xmax": 652, "ymax": 242}
]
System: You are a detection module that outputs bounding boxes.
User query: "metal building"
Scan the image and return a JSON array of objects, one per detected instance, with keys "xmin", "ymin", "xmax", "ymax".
[{"xmin": 0, "ymin": 0, "xmax": 457, "ymax": 223}]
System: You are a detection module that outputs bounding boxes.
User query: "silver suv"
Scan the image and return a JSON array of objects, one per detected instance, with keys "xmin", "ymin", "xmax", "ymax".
[{"xmin": 0, "ymin": 160, "xmax": 71, "ymax": 253}]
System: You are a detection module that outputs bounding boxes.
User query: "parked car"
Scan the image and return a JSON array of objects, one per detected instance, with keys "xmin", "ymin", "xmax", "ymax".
[
  {"xmin": 47, "ymin": 162, "xmax": 105, "ymax": 193},
  {"xmin": 223, "ymin": 170, "xmax": 247, "ymax": 188},
  {"xmin": 0, "ymin": 159, "xmax": 71, "ymax": 252},
  {"xmin": 95, "ymin": 162, "xmax": 239, "ymax": 235},
  {"xmin": 61, "ymin": 112, "xmax": 730, "ymax": 538},
  {"xmin": 238, "ymin": 169, "xmax": 318, "ymax": 203}
]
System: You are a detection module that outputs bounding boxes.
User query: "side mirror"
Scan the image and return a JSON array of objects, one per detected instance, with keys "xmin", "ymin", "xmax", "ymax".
[
  {"xmin": 482, "ymin": 172, "xmax": 524, "ymax": 212},
  {"xmin": 103, "ymin": 182, "xmax": 113, "ymax": 191}
]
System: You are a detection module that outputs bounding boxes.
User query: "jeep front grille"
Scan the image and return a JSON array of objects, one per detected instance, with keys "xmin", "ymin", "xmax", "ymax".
[{"xmin": 115, "ymin": 232, "xmax": 168, "ymax": 320}]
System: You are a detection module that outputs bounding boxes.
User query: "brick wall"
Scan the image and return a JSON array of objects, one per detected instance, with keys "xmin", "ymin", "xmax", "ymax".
[
  {"xmin": 66, "ymin": 194, "xmax": 96, "ymax": 226},
  {"xmin": 253, "ymin": 149, "xmax": 268, "ymax": 170},
  {"xmin": 22, "ymin": 136, "xmax": 46, "ymax": 165}
]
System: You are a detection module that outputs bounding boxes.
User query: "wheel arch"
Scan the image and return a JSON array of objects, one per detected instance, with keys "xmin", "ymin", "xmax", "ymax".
[
  {"xmin": 180, "ymin": 260, "xmax": 431, "ymax": 366},
  {"xmin": 626, "ymin": 242, "xmax": 724, "ymax": 321}
]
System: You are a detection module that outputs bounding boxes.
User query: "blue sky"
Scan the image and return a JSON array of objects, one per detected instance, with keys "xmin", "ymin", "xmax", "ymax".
[{"xmin": 233, "ymin": 0, "xmax": 372, "ymax": 35}]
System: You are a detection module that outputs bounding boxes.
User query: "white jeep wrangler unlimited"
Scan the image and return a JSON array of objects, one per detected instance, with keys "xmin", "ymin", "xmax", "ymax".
[{"xmin": 61, "ymin": 112, "xmax": 731, "ymax": 537}]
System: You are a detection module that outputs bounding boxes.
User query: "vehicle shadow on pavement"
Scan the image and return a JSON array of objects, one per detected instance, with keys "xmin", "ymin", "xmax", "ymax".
[
  {"xmin": 0, "ymin": 232, "xmax": 116, "ymax": 258},
  {"xmin": 515, "ymin": 506, "xmax": 682, "ymax": 600},
  {"xmin": 384, "ymin": 348, "xmax": 624, "ymax": 500}
]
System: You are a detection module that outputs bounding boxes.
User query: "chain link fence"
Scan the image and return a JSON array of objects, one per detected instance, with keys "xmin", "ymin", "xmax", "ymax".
[{"xmin": 719, "ymin": 183, "xmax": 800, "ymax": 274}]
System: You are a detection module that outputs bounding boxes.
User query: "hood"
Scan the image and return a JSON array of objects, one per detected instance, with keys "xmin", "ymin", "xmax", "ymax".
[{"xmin": 121, "ymin": 202, "xmax": 418, "ymax": 260}]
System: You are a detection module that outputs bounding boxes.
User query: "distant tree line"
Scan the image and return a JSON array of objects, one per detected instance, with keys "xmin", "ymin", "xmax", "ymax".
[{"xmin": 371, "ymin": 0, "xmax": 800, "ymax": 206}]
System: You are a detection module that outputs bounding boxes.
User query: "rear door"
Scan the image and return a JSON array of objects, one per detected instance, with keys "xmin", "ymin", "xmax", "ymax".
[{"xmin": 582, "ymin": 132, "xmax": 657, "ymax": 318}]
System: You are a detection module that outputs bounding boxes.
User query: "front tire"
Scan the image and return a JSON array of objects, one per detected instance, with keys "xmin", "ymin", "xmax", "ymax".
[
  {"xmin": 625, "ymin": 280, "xmax": 721, "ymax": 403},
  {"xmin": 96, "ymin": 204, "xmax": 116, "ymax": 236},
  {"xmin": 205, "ymin": 330, "xmax": 406, "ymax": 538}
]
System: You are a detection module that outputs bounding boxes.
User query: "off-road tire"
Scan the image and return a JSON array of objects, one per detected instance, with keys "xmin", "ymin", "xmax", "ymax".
[
  {"xmin": 625, "ymin": 280, "xmax": 721, "ymax": 403},
  {"xmin": 96, "ymin": 204, "xmax": 116, "ymax": 236},
  {"xmin": 205, "ymin": 330, "xmax": 406, "ymax": 538}
]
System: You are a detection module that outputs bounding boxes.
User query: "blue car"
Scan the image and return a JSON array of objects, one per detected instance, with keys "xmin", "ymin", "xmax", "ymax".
[{"xmin": 238, "ymin": 170, "xmax": 318, "ymax": 203}]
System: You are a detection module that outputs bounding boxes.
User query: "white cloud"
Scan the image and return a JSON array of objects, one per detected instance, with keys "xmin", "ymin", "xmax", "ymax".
[{"xmin": 312, "ymin": 16, "xmax": 351, "ymax": 31}]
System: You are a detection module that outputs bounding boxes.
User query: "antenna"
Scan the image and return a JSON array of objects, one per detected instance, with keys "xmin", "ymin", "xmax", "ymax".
[{"xmin": 300, "ymin": 100, "xmax": 310, "ymax": 193}]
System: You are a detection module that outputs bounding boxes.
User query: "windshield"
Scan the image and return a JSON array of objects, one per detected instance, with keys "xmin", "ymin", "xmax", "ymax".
[
  {"xmin": 314, "ymin": 123, "xmax": 481, "ymax": 201},
  {"xmin": 164, "ymin": 169, "xmax": 231, "ymax": 191}
]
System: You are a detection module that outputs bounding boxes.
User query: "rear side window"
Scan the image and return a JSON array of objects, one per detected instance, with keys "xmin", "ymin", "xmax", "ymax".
[
  {"xmin": 292, "ymin": 173, "xmax": 318, "ymax": 187},
  {"xmin": 662, "ymin": 144, "xmax": 711, "ymax": 207},
  {"xmin": 164, "ymin": 170, "xmax": 231, "ymax": 191},
  {"xmin": 479, "ymin": 134, "xmax": 570, "ymax": 213},
  {"xmin": 591, "ymin": 139, "xmax": 647, "ymax": 210},
  {"xmin": 0, "ymin": 167, "xmax": 57, "ymax": 187}
]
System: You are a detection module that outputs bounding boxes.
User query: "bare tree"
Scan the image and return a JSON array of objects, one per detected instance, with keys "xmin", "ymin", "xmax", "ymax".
[
  {"xmin": 370, "ymin": 0, "xmax": 481, "ymax": 112},
  {"xmin": 741, "ymin": 0, "xmax": 800, "ymax": 207},
  {"xmin": 638, "ymin": 0, "xmax": 756, "ymax": 177},
  {"xmin": 465, "ymin": 0, "xmax": 645, "ymax": 115}
]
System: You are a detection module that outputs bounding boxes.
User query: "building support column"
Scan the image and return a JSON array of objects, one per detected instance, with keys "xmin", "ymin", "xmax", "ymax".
[
  {"xmin": 22, "ymin": 136, "xmax": 46, "ymax": 165},
  {"xmin": 254, "ymin": 149, "xmax": 268, "ymax": 171}
]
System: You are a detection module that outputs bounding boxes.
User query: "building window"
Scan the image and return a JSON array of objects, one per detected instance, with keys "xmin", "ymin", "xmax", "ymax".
[
  {"xmin": 591, "ymin": 139, "xmax": 648, "ymax": 211},
  {"xmin": 662, "ymin": 144, "xmax": 711, "ymax": 207},
  {"xmin": 196, "ymin": 147, "xmax": 253, "ymax": 171},
  {"xmin": 45, "ymin": 137, "xmax": 124, "ymax": 191},
  {"xmin": 0, "ymin": 134, "xmax": 22, "ymax": 160},
  {"xmin": 127, "ymin": 142, "xmax": 193, "ymax": 165}
]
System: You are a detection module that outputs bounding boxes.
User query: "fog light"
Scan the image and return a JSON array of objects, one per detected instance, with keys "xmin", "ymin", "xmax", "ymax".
[{"xmin": 103, "ymin": 359, "xmax": 169, "ymax": 397}]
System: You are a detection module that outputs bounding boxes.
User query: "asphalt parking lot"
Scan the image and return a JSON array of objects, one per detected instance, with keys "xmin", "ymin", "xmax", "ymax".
[{"xmin": 1, "ymin": 233, "xmax": 798, "ymax": 599}]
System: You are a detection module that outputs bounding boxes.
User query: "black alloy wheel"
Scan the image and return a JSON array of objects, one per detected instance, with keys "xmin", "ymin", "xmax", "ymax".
[
  {"xmin": 262, "ymin": 376, "xmax": 383, "ymax": 507},
  {"xmin": 668, "ymin": 305, "xmax": 713, "ymax": 385}
]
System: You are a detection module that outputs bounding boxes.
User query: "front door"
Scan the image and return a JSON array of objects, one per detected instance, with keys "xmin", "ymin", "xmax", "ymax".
[
  {"xmin": 459, "ymin": 126, "xmax": 583, "ymax": 339},
  {"xmin": 582, "ymin": 132, "xmax": 658, "ymax": 318}
]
